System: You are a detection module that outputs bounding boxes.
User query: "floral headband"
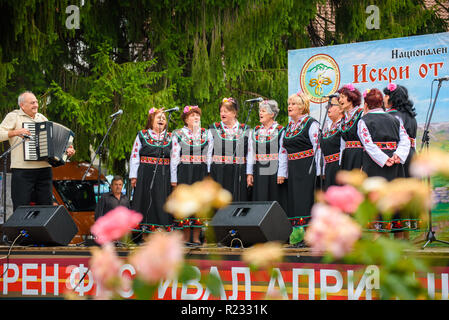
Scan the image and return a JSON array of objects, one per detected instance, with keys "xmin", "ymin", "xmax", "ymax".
[
  {"xmin": 295, "ymin": 91, "xmax": 306, "ymax": 105},
  {"xmin": 363, "ymin": 89, "xmax": 371, "ymax": 98},
  {"xmin": 183, "ymin": 105, "xmax": 199, "ymax": 114},
  {"xmin": 148, "ymin": 107, "xmax": 156, "ymax": 115},
  {"xmin": 222, "ymin": 97, "xmax": 236, "ymax": 104},
  {"xmin": 343, "ymin": 83, "xmax": 355, "ymax": 91},
  {"xmin": 387, "ymin": 83, "xmax": 397, "ymax": 92}
]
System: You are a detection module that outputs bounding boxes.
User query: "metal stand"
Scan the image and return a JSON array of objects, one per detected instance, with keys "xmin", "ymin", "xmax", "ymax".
[
  {"xmin": 82, "ymin": 115, "xmax": 120, "ymax": 185},
  {"xmin": 0, "ymin": 137, "xmax": 30, "ymax": 224},
  {"xmin": 419, "ymin": 80, "xmax": 449, "ymax": 249},
  {"xmin": 309, "ymin": 97, "xmax": 327, "ymax": 189},
  {"xmin": 233, "ymin": 100, "xmax": 255, "ymax": 201}
]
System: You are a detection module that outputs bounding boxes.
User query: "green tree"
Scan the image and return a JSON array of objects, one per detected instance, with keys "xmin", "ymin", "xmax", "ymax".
[
  {"xmin": 0, "ymin": 0, "xmax": 446, "ymax": 177},
  {"xmin": 50, "ymin": 43, "xmax": 173, "ymax": 176}
]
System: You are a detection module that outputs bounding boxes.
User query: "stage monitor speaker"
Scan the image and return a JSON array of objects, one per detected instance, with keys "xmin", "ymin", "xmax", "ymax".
[
  {"xmin": 210, "ymin": 201, "xmax": 292, "ymax": 247},
  {"xmin": 2, "ymin": 205, "xmax": 78, "ymax": 246}
]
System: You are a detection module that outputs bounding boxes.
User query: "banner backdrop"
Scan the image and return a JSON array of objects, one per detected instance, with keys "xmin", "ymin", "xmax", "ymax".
[
  {"xmin": 288, "ymin": 32, "xmax": 449, "ymax": 128},
  {"xmin": 288, "ymin": 32, "xmax": 449, "ymax": 233}
]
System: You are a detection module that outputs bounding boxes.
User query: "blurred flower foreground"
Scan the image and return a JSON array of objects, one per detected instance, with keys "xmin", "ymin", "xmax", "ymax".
[
  {"xmin": 300, "ymin": 147, "xmax": 448, "ymax": 300},
  {"xmin": 73, "ymin": 177, "xmax": 232, "ymax": 300},
  {"xmin": 73, "ymin": 149, "xmax": 448, "ymax": 300}
]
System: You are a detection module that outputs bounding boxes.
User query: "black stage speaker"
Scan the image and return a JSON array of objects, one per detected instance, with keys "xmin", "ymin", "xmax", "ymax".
[
  {"xmin": 210, "ymin": 201, "xmax": 292, "ymax": 247},
  {"xmin": 2, "ymin": 205, "xmax": 78, "ymax": 246}
]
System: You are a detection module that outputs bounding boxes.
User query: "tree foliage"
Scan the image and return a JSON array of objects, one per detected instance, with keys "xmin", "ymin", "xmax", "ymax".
[{"xmin": 0, "ymin": 0, "xmax": 446, "ymax": 177}]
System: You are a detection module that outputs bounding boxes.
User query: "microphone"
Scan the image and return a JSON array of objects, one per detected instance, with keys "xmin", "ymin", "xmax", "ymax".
[
  {"xmin": 110, "ymin": 109, "xmax": 123, "ymax": 118},
  {"xmin": 436, "ymin": 76, "xmax": 449, "ymax": 81},
  {"xmin": 245, "ymin": 97, "xmax": 263, "ymax": 103},
  {"xmin": 22, "ymin": 134, "xmax": 33, "ymax": 140},
  {"xmin": 163, "ymin": 106, "xmax": 180, "ymax": 113}
]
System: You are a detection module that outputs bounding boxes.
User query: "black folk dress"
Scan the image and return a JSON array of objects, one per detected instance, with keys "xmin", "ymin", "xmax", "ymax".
[
  {"xmin": 320, "ymin": 120, "xmax": 342, "ymax": 190},
  {"xmin": 131, "ymin": 129, "xmax": 173, "ymax": 232},
  {"xmin": 390, "ymin": 108, "xmax": 419, "ymax": 231},
  {"xmin": 340, "ymin": 107, "xmax": 364, "ymax": 171},
  {"xmin": 173, "ymin": 127, "xmax": 209, "ymax": 185},
  {"xmin": 283, "ymin": 115, "xmax": 318, "ymax": 229},
  {"xmin": 171, "ymin": 127, "xmax": 209, "ymax": 229},
  {"xmin": 209, "ymin": 122, "xmax": 250, "ymax": 202},
  {"xmin": 359, "ymin": 111, "xmax": 415, "ymax": 233},
  {"xmin": 387, "ymin": 108, "xmax": 417, "ymax": 177},
  {"xmin": 359, "ymin": 112, "xmax": 401, "ymax": 180},
  {"xmin": 251, "ymin": 123, "xmax": 288, "ymax": 213}
]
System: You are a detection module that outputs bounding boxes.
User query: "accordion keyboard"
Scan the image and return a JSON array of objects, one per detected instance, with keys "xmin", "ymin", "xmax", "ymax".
[{"xmin": 23, "ymin": 122, "xmax": 38, "ymax": 160}]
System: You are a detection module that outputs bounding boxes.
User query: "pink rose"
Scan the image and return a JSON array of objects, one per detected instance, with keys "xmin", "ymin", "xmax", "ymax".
[
  {"xmin": 387, "ymin": 83, "xmax": 397, "ymax": 91},
  {"xmin": 324, "ymin": 185, "xmax": 364, "ymax": 214},
  {"xmin": 363, "ymin": 89, "xmax": 370, "ymax": 98},
  {"xmin": 344, "ymin": 83, "xmax": 355, "ymax": 91},
  {"xmin": 129, "ymin": 231, "xmax": 184, "ymax": 284},
  {"xmin": 305, "ymin": 204, "xmax": 362, "ymax": 258},
  {"xmin": 91, "ymin": 206, "xmax": 143, "ymax": 245}
]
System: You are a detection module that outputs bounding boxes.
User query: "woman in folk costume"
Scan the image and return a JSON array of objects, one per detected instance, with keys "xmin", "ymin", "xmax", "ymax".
[
  {"xmin": 338, "ymin": 83, "xmax": 364, "ymax": 170},
  {"xmin": 383, "ymin": 84, "xmax": 419, "ymax": 237},
  {"xmin": 170, "ymin": 105, "xmax": 209, "ymax": 245},
  {"xmin": 246, "ymin": 99, "xmax": 288, "ymax": 212},
  {"xmin": 282, "ymin": 92, "xmax": 321, "ymax": 230},
  {"xmin": 129, "ymin": 107, "xmax": 173, "ymax": 234},
  {"xmin": 358, "ymin": 88, "xmax": 410, "ymax": 180},
  {"xmin": 320, "ymin": 94, "xmax": 344, "ymax": 190},
  {"xmin": 383, "ymin": 83, "xmax": 417, "ymax": 177},
  {"xmin": 208, "ymin": 97, "xmax": 251, "ymax": 201},
  {"xmin": 357, "ymin": 88, "xmax": 411, "ymax": 237}
]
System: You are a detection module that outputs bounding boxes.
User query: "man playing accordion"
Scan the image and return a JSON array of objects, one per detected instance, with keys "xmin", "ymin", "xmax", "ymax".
[{"xmin": 0, "ymin": 91, "xmax": 75, "ymax": 211}]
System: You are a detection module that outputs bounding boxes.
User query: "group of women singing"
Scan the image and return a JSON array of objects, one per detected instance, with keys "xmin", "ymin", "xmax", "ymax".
[{"xmin": 128, "ymin": 82, "xmax": 418, "ymax": 245}]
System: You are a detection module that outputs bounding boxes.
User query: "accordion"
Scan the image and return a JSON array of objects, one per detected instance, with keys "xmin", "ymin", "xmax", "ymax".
[{"xmin": 23, "ymin": 121, "xmax": 75, "ymax": 167}]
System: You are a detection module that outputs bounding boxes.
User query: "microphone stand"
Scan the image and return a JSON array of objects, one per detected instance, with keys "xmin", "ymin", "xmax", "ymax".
[
  {"xmin": 82, "ymin": 115, "xmax": 120, "ymax": 190},
  {"xmin": 0, "ymin": 137, "xmax": 30, "ymax": 224},
  {"xmin": 309, "ymin": 97, "xmax": 327, "ymax": 190},
  {"xmin": 317, "ymin": 102, "xmax": 329, "ymax": 190},
  {"xmin": 419, "ymin": 79, "xmax": 449, "ymax": 249},
  {"xmin": 233, "ymin": 101, "xmax": 254, "ymax": 201}
]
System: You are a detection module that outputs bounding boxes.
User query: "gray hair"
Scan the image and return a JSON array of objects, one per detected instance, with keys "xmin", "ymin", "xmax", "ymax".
[
  {"xmin": 18, "ymin": 91, "xmax": 35, "ymax": 107},
  {"xmin": 111, "ymin": 175, "xmax": 124, "ymax": 184},
  {"xmin": 259, "ymin": 99, "xmax": 279, "ymax": 119}
]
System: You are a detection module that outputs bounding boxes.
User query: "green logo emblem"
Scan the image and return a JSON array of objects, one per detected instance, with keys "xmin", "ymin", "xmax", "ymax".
[{"xmin": 299, "ymin": 54, "xmax": 340, "ymax": 103}]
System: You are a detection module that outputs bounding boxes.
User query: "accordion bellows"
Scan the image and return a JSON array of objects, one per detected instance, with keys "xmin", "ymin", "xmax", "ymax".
[{"xmin": 23, "ymin": 121, "xmax": 75, "ymax": 167}]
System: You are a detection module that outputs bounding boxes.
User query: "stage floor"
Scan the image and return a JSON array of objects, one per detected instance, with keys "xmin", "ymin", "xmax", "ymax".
[
  {"xmin": 2, "ymin": 242, "xmax": 449, "ymax": 259},
  {"xmin": 0, "ymin": 242, "xmax": 448, "ymax": 253}
]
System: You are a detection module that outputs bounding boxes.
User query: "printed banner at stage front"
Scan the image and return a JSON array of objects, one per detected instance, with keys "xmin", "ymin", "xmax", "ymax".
[{"xmin": 2, "ymin": 253, "xmax": 449, "ymax": 300}]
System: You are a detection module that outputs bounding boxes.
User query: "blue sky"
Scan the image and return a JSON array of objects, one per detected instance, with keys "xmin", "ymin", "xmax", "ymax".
[{"xmin": 288, "ymin": 32, "xmax": 449, "ymax": 125}]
